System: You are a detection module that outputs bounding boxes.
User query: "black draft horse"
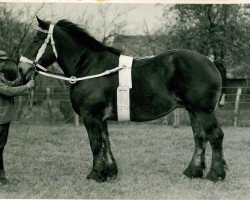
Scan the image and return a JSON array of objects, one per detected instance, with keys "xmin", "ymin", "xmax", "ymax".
[{"xmin": 18, "ymin": 17, "xmax": 227, "ymax": 182}]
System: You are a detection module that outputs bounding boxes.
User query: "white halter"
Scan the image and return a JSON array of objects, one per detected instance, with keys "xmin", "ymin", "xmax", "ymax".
[
  {"xmin": 19, "ymin": 24, "xmax": 124, "ymax": 84},
  {"xmin": 19, "ymin": 24, "xmax": 58, "ymax": 72}
]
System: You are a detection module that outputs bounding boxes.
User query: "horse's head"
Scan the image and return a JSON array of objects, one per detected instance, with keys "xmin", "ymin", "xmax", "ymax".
[{"xmin": 18, "ymin": 16, "xmax": 58, "ymax": 81}]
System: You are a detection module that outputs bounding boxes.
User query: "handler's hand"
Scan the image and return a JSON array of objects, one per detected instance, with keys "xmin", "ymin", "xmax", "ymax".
[{"xmin": 26, "ymin": 80, "xmax": 35, "ymax": 89}]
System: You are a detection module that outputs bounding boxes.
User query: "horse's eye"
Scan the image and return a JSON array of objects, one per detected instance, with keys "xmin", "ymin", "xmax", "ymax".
[
  {"xmin": 33, "ymin": 34, "xmax": 40, "ymax": 44},
  {"xmin": 33, "ymin": 39, "xmax": 39, "ymax": 44}
]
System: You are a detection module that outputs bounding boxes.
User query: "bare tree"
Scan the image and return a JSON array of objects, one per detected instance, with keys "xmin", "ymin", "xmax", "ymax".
[
  {"xmin": 0, "ymin": 2, "xmax": 44, "ymax": 62},
  {"xmin": 75, "ymin": 8, "xmax": 92, "ymax": 31},
  {"xmin": 93, "ymin": 4, "xmax": 135, "ymax": 44}
]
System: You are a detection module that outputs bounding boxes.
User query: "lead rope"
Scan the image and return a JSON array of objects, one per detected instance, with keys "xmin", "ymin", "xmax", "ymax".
[
  {"xmin": 24, "ymin": 89, "xmax": 34, "ymax": 119},
  {"xmin": 23, "ymin": 75, "xmax": 34, "ymax": 119},
  {"xmin": 37, "ymin": 65, "xmax": 124, "ymax": 84}
]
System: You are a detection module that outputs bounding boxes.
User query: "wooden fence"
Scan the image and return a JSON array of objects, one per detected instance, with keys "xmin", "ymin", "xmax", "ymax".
[
  {"xmin": 172, "ymin": 86, "xmax": 250, "ymax": 127},
  {"xmin": 16, "ymin": 86, "xmax": 250, "ymax": 127}
]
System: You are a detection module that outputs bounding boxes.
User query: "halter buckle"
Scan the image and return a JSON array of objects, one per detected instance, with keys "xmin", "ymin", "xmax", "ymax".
[{"xmin": 69, "ymin": 76, "xmax": 77, "ymax": 84}]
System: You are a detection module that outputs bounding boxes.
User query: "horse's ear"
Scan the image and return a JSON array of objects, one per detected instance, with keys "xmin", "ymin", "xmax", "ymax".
[
  {"xmin": 36, "ymin": 15, "xmax": 43, "ymax": 24},
  {"xmin": 36, "ymin": 15, "xmax": 48, "ymax": 30}
]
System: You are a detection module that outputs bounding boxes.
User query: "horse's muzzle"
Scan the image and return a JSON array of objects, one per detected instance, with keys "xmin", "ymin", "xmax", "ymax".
[{"xmin": 18, "ymin": 62, "xmax": 34, "ymax": 82}]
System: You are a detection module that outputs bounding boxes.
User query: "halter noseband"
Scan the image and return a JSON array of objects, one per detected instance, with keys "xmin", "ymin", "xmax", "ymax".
[{"xmin": 19, "ymin": 24, "xmax": 58, "ymax": 72}]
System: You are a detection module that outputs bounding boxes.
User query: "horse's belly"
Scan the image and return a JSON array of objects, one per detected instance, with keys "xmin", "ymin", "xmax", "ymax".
[{"xmin": 129, "ymin": 86, "xmax": 177, "ymax": 122}]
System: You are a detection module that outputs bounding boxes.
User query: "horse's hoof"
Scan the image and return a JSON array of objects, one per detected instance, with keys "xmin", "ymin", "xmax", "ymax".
[
  {"xmin": 87, "ymin": 171, "xmax": 107, "ymax": 182},
  {"xmin": 183, "ymin": 165, "xmax": 204, "ymax": 178},
  {"xmin": 106, "ymin": 164, "xmax": 118, "ymax": 180},
  {"xmin": 106, "ymin": 172, "xmax": 117, "ymax": 180},
  {"xmin": 206, "ymin": 169, "xmax": 226, "ymax": 182}
]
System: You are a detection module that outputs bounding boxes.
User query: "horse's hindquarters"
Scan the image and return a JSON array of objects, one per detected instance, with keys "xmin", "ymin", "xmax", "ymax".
[{"xmin": 129, "ymin": 50, "xmax": 222, "ymax": 121}]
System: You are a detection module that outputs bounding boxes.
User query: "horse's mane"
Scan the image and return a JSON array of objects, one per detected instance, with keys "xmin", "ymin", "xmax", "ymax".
[{"xmin": 56, "ymin": 20, "xmax": 121, "ymax": 55}]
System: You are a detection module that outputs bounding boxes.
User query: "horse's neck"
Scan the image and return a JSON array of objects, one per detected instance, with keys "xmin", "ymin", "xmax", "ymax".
[
  {"xmin": 74, "ymin": 50, "xmax": 97, "ymax": 76},
  {"xmin": 57, "ymin": 44, "xmax": 84, "ymax": 76},
  {"xmin": 58, "ymin": 47, "xmax": 119, "ymax": 77},
  {"xmin": 55, "ymin": 32, "xmax": 120, "ymax": 77}
]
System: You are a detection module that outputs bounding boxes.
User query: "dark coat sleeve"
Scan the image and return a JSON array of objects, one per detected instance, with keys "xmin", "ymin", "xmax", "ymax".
[
  {"xmin": 0, "ymin": 79, "xmax": 29, "ymax": 97},
  {"xmin": 8, "ymin": 77, "xmax": 23, "ymax": 87},
  {"xmin": 8, "ymin": 71, "xmax": 24, "ymax": 87}
]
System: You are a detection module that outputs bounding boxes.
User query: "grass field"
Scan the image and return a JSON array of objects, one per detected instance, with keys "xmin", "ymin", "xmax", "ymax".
[{"xmin": 0, "ymin": 123, "xmax": 249, "ymax": 199}]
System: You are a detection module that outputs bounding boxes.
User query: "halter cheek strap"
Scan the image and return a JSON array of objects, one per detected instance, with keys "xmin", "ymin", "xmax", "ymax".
[
  {"xmin": 35, "ymin": 25, "xmax": 58, "ymax": 62},
  {"xmin": 49, "ymin": 25, "xmax": 58, "ymax": 58}
]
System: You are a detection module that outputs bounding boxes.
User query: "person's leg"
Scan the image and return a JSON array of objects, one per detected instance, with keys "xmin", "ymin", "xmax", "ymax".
[{"xmin": 0, "ymin": 122, "xmax": 10, "ymax": 185}]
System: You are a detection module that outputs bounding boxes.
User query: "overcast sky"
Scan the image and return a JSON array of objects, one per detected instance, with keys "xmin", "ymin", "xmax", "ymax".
[{"xmin": 5, "ymin": 2, "xmax": 166, "ymax": 35}]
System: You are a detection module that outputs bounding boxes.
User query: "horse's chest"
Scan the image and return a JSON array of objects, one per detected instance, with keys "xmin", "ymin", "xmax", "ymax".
[
  {"xmin": 70, "ymin": 81, "xmax": 113, "ymax": 107},
  {"xmin": 69, "ymin": 84, "xmax": 90, "ymax": 107}
]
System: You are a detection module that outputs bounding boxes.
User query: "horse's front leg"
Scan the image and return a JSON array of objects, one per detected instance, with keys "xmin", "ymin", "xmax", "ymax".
[
  {"xmin": 82, "ymin": 111, "xmax": 107, "ymax": 182},
  {"xmin": 102, "ymin": 121, "xmax": 117, "ymax": 179}
]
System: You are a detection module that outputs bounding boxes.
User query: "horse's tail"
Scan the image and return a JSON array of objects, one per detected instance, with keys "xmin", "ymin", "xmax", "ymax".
[{"xmin": 214, "ymin": 60, "xmax": 227, "ymax": 106}]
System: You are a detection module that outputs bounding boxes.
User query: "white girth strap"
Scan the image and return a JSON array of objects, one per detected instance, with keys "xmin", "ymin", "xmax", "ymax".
[{"xmin": 117, "ymin": 55, "xmax": 133, "ymax": 121}]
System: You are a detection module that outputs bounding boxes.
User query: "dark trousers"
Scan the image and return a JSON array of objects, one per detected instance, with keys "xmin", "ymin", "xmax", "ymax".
[{"xmin": 0, "ymin": 123, "xmax": 10, "ymax": 171}]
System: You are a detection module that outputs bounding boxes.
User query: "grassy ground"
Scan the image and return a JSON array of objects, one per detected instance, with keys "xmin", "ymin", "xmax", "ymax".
[{"xmin": 0, "ymin": 123, "xmax": 249, "ymax": 199}]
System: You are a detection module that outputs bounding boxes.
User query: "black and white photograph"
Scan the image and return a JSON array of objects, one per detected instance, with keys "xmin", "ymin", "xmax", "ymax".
[{"xmin": 0, "ymin": 0, "xmax": 249, "ymax": 198}]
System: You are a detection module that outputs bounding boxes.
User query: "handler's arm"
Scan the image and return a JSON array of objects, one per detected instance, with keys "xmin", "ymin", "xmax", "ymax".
[
  {"xmin": 8, "ymin": 72, "xmax": 23, "ymax": 87},
  {"xmin": 0, "ymin": 80, "xmax": 29, "ymax": 97}
]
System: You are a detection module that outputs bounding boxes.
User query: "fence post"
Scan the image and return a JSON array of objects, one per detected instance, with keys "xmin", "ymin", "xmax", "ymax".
[
  {"xmin": 233, "ymin": 87, "xmax": 242, "ymax": 127},
  {"xmin": 162, "ymin": 116, "xmax": 168, "ymax": 125},
  {"xmin": 219, "ymin": 93, "xmax": 226, "ymax": 106},
  {"xmin": 173, "ymin": 108, "xmax": 179, "ymax": 128},
  {"xmin": 46, "ymin": 87, "xmax": 52, "ymax": 123},
  {"xmin": 74, "ymin": 112, "xmax": 80, "ymax": 127}
]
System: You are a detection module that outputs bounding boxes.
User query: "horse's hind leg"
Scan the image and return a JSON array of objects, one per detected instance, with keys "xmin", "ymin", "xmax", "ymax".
[
  {"xmin": 102, "ymin": 121, "xmax": 118, "ymax": 179},
  {"xmin": 183, "ymin": 111, "xmax": 207, "ymax": 178},
  {"xmin": 196, "ymin": 111, "xmax": 227, "ymax": 182}
]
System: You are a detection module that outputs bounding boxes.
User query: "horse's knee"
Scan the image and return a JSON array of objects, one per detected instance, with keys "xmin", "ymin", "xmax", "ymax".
[{"xmin": 194, "ymin": 133, "xmax": 206, "ymax": 144}]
